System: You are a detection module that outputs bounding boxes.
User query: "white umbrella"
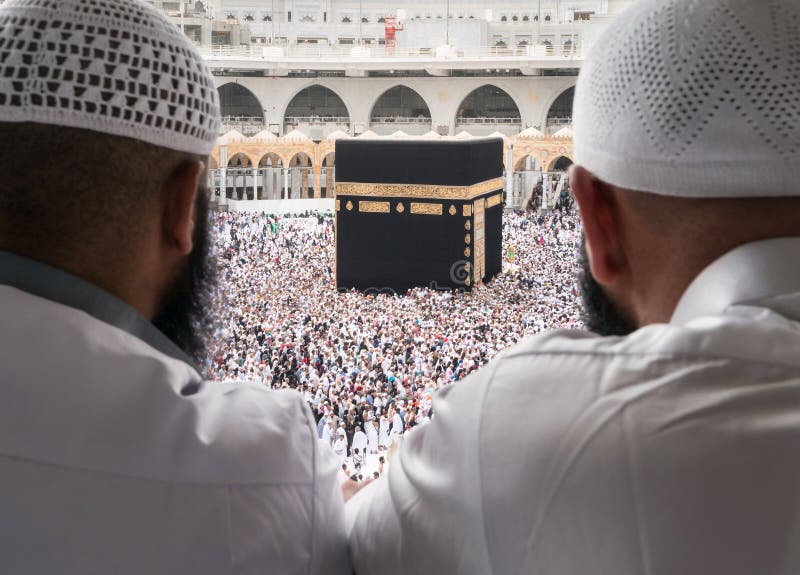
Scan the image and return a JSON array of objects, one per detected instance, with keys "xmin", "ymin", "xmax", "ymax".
[
  {"xmin": 488, "ymin": 131, "xmax": 511, "ymax": 144},
  {"xmin": 357, "ymin": 130, "xmax": 381, "ymax": 139},
  {"xmin": 217, "ymin": 129, "xmax": 246, "ymax": 144},
  {"xmin": 250, "ymin": 129, "xmax": 278, "ymax": 142},
  {"xmin": 280, "ymin": 128, "xmax": 311, "ymax": 143},
  {"xmin": 420, "ymin": 130, "xmax": 442, "ymax": 140},
  {"xmin": 552, "ymin": 126, "xmax": 574, "ymax": 138},
  {"xmin": 325, "ymin": 129, "xmax": 351, "ymax": 141},
  {"xmin": 517, "ymin": 126, "xmax": 545, "ymax": 139}
]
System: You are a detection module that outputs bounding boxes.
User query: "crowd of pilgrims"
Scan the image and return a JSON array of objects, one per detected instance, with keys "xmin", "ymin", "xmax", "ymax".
[{"xmin": 202, "ymin": 207, "xmax": 583, "ymax": 475}]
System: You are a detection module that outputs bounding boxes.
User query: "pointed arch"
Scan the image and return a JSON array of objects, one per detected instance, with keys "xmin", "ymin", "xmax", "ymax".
[
  {"xmin": 283, "ymin": 84, "xmax": 351, "ymax": 133},
  {"xmin": 321, "ymin": 151, "xmax": 336, "ymax": 198},
  {"xmin": 546, "ymin": 86, "xmax": 575, "ymax": 133},
  {"xmin": 258, "ymin": 152, "xmax": 283, "ymax": 168},
  {"xmin": 217, "ymin": 82, "xmax": 264, "ymax": 121},
  {"xmin": 514, "ymin": 155, "xmax": 542, "ymax": 172},
  {"xmin": 455, "ymin": 84, "xmax": 522, "ymax": 129},
  {"xmin": 369, "ymin": 85, "xmax": 432, "ymax": 127},
  {"xmin": 257, "ymin": 153, "xmax": 284, "ymax": 200},
  {"xmin": 226, "ymin": 153, "xmax": 253, "ymax": 168},
  {"xmin": 548, "ymin": 155, "xmax": 574, "ymax": 172},
  {"xmin": 225, "ymin": 153, "xmax": 255, "ymax": 200},
  {"xmin": 287, "ymin": 152, "xmax": 314, "ymax": 199}
]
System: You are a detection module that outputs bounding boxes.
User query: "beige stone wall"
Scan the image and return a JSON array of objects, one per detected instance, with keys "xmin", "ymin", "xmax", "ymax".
[{"xmin": 212, "ymin": 135, "xmax": 573, "ymax": 199}]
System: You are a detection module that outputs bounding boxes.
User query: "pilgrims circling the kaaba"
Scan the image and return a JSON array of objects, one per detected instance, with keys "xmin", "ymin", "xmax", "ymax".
[{"xmin": 204, "ymin": 208, "xmax": 582, "ymax": 473}]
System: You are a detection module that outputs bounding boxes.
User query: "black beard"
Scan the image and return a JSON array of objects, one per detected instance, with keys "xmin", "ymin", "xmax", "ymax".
[
  {"xmin": 152, "ymin": 190, "xmax": 217, "ymax": 366},
  {"xmin": 577, "ymin": 239, "xmax": 637, "ymax": 337}
]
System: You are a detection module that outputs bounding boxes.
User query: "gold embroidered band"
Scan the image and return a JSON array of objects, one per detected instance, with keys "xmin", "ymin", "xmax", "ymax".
[
  {"xmin": 335, "ymin": 177, "xmax": 504, "ymax": 201},
  {"xmin": 358, "ymin": 201, "xmax": 391, "ymax": 213},
  {"xmin": 410, "ymin": 203, "xmax": 443, "ymax": 216},
  {"xmin": 486, "ymin": 193, "xmax": 503, "ymax": 208}
]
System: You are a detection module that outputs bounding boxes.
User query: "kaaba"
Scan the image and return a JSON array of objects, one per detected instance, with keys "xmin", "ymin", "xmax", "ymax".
[{"xmin": 335, "ymin": 138, "xmax": 504, "ymax": 294}]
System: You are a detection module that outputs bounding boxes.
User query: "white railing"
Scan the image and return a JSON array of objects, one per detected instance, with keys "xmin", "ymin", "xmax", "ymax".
[
  {"xmin": 284, "ymin": 116, "xmax": 350, "ymax": 125},
  {"xmin": 220, "ymin": 124, "xmax": 266, "ymax": 136},
  {"xmin": 456, "ymin": 117, "xmax": 522, "ymax": 125},
  {"xmin": 546, "ymin": 116, "xmax": 573, "ymax": 127},
  {"xmin": 222, "ymin": 115, "xmax": 264, "ymax": 124},
  {"xmin": 220, "ymin": 116, "xmax": 266, "ymax": 135},
  {"xmin": 371, "ymin": 116, "xmax": 432, "ymax": 124},
  {"xmin": 198, "ymin": 42, "xmax": 583, "ymax": 62}
]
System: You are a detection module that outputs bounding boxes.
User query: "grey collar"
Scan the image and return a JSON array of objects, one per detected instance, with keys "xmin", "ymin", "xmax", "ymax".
[{"xmin": 0, "ymin": 251, "xmax": 201, "ymax": 374}]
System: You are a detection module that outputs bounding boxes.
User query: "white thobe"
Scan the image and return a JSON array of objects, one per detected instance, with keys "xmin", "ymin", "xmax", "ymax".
[
  {"xmin": 352, "ymin": 430, "xmax": 368, "ymax": 455},
  {"xmin": 390, "ymin": 412, "xmax": 404, "ymax": 444},
  {"xmin": 321, "ymin": 421, "xmax": 333, "ymax": 446},
  {"xmin": 0, "ymin": 253, "xmax": 349, "ymax": 575},
  {"xmin": 366, "ymin": 422, "xmax": 379, "ymax": 453},
  {"xmin": 348, "ymin": 238, "xmax": 800, "ymax": 575},
  {"xmin": 333, "ymin": 437, "xmax": 348, "ymax": 466},
  {"xmin": 378, "ymin": 417, "xmax": 390, "ymax": 447}
]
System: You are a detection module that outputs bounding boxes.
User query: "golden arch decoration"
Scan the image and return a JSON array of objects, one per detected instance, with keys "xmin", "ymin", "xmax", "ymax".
[
  {"xmin": 547, "ymin": 155, "xmax": 574, "ymax": 172},
  {"xmin": 212, "ymin": 132, "xmax": 574, "ymax": 199}
]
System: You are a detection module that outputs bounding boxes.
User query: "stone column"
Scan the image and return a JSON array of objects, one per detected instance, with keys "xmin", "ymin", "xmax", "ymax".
[
  {"xmin": 505, "ymin": 146, "xmax": 514, "ymax": 203},
  {"xmin": 218, "ymin": 145, "xmax": 228, "ymax": 207},
  {"xmin": 313, "ymin": 164, "xmax": 322, "ymax": 198}
]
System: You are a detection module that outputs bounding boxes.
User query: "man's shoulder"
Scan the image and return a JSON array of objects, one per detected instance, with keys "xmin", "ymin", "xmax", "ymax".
[
  {"xmin": 0, "ymin": 285, "xmax": 319, "ymax": 486},
  {"xmin": 438, "ymin": 322, "xmax": 725, "ymax": 413},
  {"xmin": 156, "ymin": 381, "xmax": 319, "ymax": 486}
]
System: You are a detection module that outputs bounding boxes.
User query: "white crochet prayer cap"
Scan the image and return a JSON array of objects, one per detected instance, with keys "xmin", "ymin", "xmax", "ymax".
[
  {"xmin": 0, "ymin": 0, "xmax": 220, "ymax": 155},
  {"xmin": 573, "ymin": 0, "xmax": 800, "ymax": 198}
]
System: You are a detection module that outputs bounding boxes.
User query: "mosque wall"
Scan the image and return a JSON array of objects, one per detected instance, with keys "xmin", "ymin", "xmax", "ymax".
[{"xmin": 212, "ymin": 75, "xmax": 577, "ymax": 135}]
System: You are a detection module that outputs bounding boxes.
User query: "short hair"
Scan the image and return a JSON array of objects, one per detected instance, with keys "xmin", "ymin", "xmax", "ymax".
[{"xmin": 0, "ymin": 122, "xmax": 206, "ymax": 256}]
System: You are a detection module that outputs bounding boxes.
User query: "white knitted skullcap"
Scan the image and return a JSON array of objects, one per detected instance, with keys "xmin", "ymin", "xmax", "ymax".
[
  {"xmin": 0, "ymin": 0, "xmax": 220, "ymax": 155},
  {"xmin": 574, "ymin": 0, "xmax": 800, "ymax": 198}
]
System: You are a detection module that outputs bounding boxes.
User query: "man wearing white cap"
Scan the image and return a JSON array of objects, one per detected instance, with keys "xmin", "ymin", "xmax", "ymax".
[
  {"xmin": 348, "ymin": 1, "xmax": 800, "ymax": 573},
  {"xmin": 0, "ymin": 1, "xmax": 348, "ymax": 573}
]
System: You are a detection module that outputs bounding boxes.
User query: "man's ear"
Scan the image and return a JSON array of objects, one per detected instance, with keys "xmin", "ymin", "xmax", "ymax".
[
  {"xmin": 570, "ymin": 165, "xmax": 626, "ymax": 285},
  {"xmin": 163, "ymin": 160, "xmax": 204, "ymax": 256}
]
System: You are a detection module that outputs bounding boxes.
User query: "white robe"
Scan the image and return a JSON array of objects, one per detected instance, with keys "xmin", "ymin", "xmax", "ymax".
[
  {"xmin": 333, "ymin": 437, "xmax": 347, "ymax": 466},
  {"xmin": 390, "ymin": 412, "xmax": 404, "ymax": 444},
  {"xmin": 352, "ymin": 430, "xmax": 368, "ymax": 455},
  {"xmin": 366, "ymin": 421, "xmax": 379, "ymax": 453},
  {"xmin": 321, "ymin": 422, "xmax": 333, "ymax": 447},
  {"xmin": 0, "ymin": 268, "xmax": 351, "ymax": 574},
  {"xmin": 379, "ymin": 416, "xmax": 391, "ymax": 447},
  {"xmin": 347, "ymin": 239, "xmax": 800, "ymax": 575}
]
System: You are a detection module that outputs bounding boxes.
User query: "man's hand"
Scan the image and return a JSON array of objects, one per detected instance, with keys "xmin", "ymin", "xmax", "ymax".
[{"xmin": 342, "ymin": 477, "xmax": 374, "ymax": 503}]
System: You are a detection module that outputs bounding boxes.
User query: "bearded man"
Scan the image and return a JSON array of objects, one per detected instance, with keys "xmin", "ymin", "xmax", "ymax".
[
  {"xmin": 0, "ymin": 1, "xmax": 347, "ymax": 573},
  {"xmin": 347, "ymin": 1, "xmax": 800, "ymax": 574}
]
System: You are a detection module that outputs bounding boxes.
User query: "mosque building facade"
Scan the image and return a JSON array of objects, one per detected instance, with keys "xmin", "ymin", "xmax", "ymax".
[{"xmin": 146, "ymin": 0, "xmax": 636, "ymax": 209}]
